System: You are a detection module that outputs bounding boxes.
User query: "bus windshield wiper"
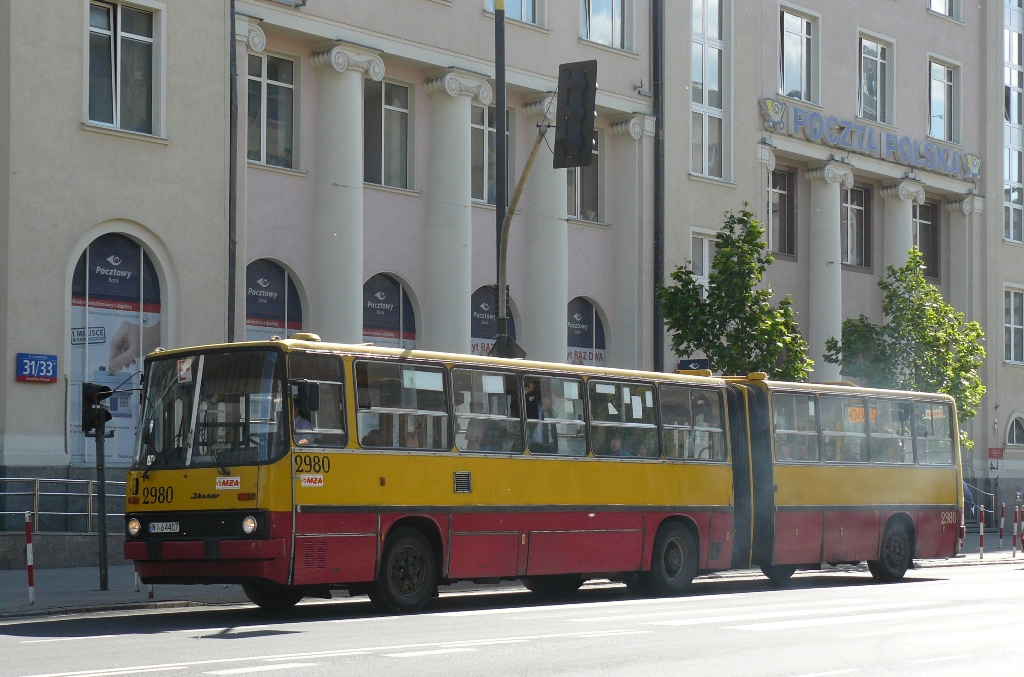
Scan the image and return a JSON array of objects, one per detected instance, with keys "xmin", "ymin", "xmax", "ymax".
[{"xmin": 142, "ymin": 443, "xmax": 181, "ymax": 479}]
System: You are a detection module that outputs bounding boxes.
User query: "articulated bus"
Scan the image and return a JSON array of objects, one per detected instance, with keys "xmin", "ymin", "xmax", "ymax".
[{"xmin": 124, "ymin": 335, "xmax": 964, "ymax": 611}]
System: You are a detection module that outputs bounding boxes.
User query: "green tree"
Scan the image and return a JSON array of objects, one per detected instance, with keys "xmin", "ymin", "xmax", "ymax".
[
  {"xmin": 823, "ymin": 249, "xmax": 986, "ymax": 447},
  {"xmin": 658, "ymin": 206, "xmax": 812, "ymax": 380}
]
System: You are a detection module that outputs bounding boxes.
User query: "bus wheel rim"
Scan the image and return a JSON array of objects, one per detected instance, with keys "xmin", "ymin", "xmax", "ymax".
[
  {"xmin": 664, "ymin": 539, "xmax": 685, "ymax": 579},
  {"xmin": 390, "ymin": 545, "xmax": 424, "ymax": 595},
  {"xmin": 885, "ymin": 533, "xmax": 906, "ymax": 567}
]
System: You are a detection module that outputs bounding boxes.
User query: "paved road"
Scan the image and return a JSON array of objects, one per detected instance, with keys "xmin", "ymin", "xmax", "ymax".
[{"xmin": 1, "ymin": 560, "xmax": 1021, "ymax": 677}]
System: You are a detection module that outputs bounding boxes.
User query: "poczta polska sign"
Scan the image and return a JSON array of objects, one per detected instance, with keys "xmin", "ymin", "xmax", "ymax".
[{"xmin": 760, "ymin": 98, "xmax": 982, "ymax": 182}]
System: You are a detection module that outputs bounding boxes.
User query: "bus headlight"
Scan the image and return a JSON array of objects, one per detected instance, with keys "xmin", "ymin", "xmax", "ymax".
[
  {"xmin": 127, "ymin": 518, "xmax": 141, "ymax": 537},
  {"xmin": 241, "ymin": 515, "xmax": 258, "ymax": 535}
]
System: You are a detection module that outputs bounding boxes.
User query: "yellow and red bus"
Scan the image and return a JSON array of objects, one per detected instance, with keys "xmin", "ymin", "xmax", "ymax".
[{"xmin": 124, "ymin": 336, "xmax": 963, "ymax": 611}]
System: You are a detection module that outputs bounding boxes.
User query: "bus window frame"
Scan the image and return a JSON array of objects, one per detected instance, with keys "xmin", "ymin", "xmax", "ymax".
[
  {"xmin": 586, "ymin": 376, "xmax": 661, "ymax": 460},
  {"xmin": 913, "ymin": 398, "xmax": 956, "ymax": 466},
  {"xmin": 522, "ymin": 370, "xmax": 591, "ymax": 458},
  {"xmin": 865, "ymin": 396, "xmax": 914, "ymax": 465},
  {"xmin": 352, "ymin": 356, "xmax": 453, "ymax": 453},
  {"xmin": 659, "ymin": 383, "xmax": 729, "ymax": 463},
  {"xmin": 819, "ymin": 393, "xmax": 870, "ymax": 464},
  {"xmin": 450, "ymin": 364, "xmax": 525, "ymax": 455},
  {"xmin": 770, "ymin": 389, "xmax": 822, "ymax": 464}
]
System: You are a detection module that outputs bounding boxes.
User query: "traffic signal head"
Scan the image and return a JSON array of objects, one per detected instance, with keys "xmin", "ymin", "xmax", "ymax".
[
  {"xmin": 553, "ymin": 60, "xmax": 598, "ymax": 169},
  {"xmin": 81, "ymin": 382, "xmax": 113, "ymax": 436}
]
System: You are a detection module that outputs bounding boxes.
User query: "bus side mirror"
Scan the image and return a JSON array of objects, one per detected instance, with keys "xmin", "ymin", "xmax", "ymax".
[{"xmin": 298, "ymin": 382, "xmax": 321, "ymax": 412}]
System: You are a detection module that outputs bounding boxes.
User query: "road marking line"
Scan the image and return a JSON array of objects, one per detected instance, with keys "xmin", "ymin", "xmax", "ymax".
[
  {"xmin": 648, "ymin": 601, "xmax": 935, "ymax": 627},
  {"xmin": 22, "ymin": 635, "xmax": 119, "ymax": 644},
  {"xmin": 571, "ymin": 599, "xmax": 893, "ymax": 624},
  {"xmin": 384, "ymin": 648, "xmax": 477, "ymax": 658},
  {"xmin": 205, "ymin": 664, "xmax": 320, "ymax": 675},
  {"xmin": 729, "ymin": 603, "xmax": 1010, "ymax": 631},
  {"xmin": 790, "ymin": 670, "xmax": 860, "ymax": 677},
  {"xmin": 907, "ymin": 654, "xmax": 971, "ymax": 665}
]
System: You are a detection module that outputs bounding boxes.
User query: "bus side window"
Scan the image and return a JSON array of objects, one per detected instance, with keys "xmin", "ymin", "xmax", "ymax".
[{"xmin": 354, "ymin": 359, "xmax": 450, "ymax": 451}]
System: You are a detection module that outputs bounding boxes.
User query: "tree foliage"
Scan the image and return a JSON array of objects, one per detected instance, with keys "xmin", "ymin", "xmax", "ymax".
[
  {"xmin": 823, "ymin": 249, "xmax": 986, "ymax": 446},
  {"xmin": 658, "ymin": 206, "xmax": 812, "ymax": 380}
]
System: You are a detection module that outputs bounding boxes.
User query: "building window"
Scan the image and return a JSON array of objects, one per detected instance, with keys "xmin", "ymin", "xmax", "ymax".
[
  {"xmin": 363, "ymin": 273, "xmax": 416, "ymax": 349},
  {"xmin": 929, "ymin": 0, "xmax": 961, "ymax": 20},
  {"xmin": 841, "ymin": 186, "xmax": 870, "ymax": 268},
  {"xmin": 692, "ymin": 0, "xmax": 725, "ymax": 179},
  {"xmin": 1007, "ymin": 289, "xmax": 1024, "ymax": 363},
  {"xmin": 487, "ymin": 0, "xmax": 540, "ymax": 25},
  {"xmin": 780, "ymin": 10, "xmax": 814, "ymax": 102},
  {"xmin": 913, "ymin": 203, "xmax": 939, "ymax": 279},
  {"xmin": 245, "ymin": 260, "xmax": 302, "ymax": 341},
  {"xmin": 929, "ymin": 60, "xmax": 955, "ymax": 142},
  {"xmin": 767, "ymin": 169, "xmax": 795, "ymax": 256},
  {"xmin": 1006, "ymin": 25, "xmax": 1023, "ymax": 126},
  {"xmin": 858, "ymin": 37, "xmax": 890, "ymax": 124},
  {"xmin": 471, "ymin": 105, "xmax": 510, "ymax": 204},
  {"xmin": 1008, "ymin": 148, "xmax": 1024, "ymax": 242},
  {"xmin": 364, "ymin": 81, "xmax": 410, "ymax": 189},
  {"xmin": 1009, "ymin": 417, "xmax": 1024, "ymax": 445},
  {"xmin": 567, "ymin": 134, "xmax": 600, "ymax": 221},
  {"xmin": 567, "ymin": 297, "xmax": 606, "ymax": 367},
  {"xmin": 88, "ymin": 2, "xmax": 155, "ymax": 134},
  {"xmin": 691, "ymin": 231, "xmax": 717, "ymax": 294},
  {"xmin": 581, "ymin": 0, "xmax": 632, "ymax": 51},
  {"xmin": 247, "ymin": 53, "xmax": 295, "ymax": 168},
  {"xmin": 471, "ymin": 286, "xmax": 518, "ymax": 356}
]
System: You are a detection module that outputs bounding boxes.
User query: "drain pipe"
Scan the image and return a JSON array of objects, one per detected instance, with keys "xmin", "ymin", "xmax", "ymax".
[
  {"xmin": 652, "ymin": 0, "xmax": 665, "ymax": 371},
  {"xmin": 227, "ymin": 0, "xmax": 238, "ymax": 342}
]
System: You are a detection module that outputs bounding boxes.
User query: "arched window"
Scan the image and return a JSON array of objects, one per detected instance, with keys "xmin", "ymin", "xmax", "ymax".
[
  {"xmin": 245, "ymin": 259, "xmax": 302, "ymax": 341},
  {"xmin": 70, "ymin": 233, "xmax": 161, "ymax": 466},
  {"xmin": 567, "ymin": 296, "xmax": 606, "ymax": 366},
  {"xmin": 363, "ymin": 273, "xmax": 416, "ymax": 349},
  {"xmin": 1008, "ymin": 417, "xmax": 1024, "ymax": 446},
  {"xmin": 471, "ymin": 285, "xmax": 518, "ymax": 356}
]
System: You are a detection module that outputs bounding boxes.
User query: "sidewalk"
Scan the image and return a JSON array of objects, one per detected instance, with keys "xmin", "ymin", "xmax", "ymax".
[{"xmin": 0, "ymin": 533, "xmax": 1018, "ymax": 620}]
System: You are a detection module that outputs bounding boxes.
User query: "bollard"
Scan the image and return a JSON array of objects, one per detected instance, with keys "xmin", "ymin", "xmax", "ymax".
[
  {"xmin": 977, "ymin": 506, "xmax": 984, "ymax": 559},
  {"xmin": 1014, "ymin": 506, "xmax": 1019, "ymax": 558},
  {"xmin": 25, "ymin": 511, "xmax": 34, "ymax": 605},
  {"xmin": 1000, "ymin": 503, "xmax": 1005, "ymax": 547}
]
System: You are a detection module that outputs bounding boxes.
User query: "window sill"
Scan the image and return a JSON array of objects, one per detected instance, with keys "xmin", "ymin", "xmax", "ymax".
[
  {"xmin": 365, "ymin": 182, "xmax": 421, "ymax": 197},
  {"xmin": 247, "ymin": 160, "xmax": 307, "ymax": 178},
  {"xmin": 771, "ymin": 252, "xmax": 798, "ymax": 263},
  {"xmin": 856, "ymin": 114, "xmax": 896, "ymax": 131},
  {"xmin": 1004, "ymin": 360, "xmax": 1024, "ymax": 368},
  {"xmin": 424, "ymin": 0, "xmax": 452, "ymax": 6},
  {"xmin": 81, "ymin": 122, "xmax": 170, "ymax": 145},
  {"xmin": 926, "ymin": 8, "xmax": 964, "ymax": 26},
  {"xmin": 688, "ymin": 173, "xmax": 735, "ymax": 187},
  {"xmin": 1003, "ymin": 237, "xmax": 1024, "ymax": 247},
  {"xmin": 567, "ymin": 217, "xmax": 609, "ymax": 230},
  {"xmin": 926, "ymin": 133, "xmax": 963, "ymax": 149},
  {"xmin": 483, "ymin": 10, "xmax": 550, "ymax": 34},
  {"xmin": 472, "ymin": 200, "xmax": 497, "ymax": 210},
  {"xmin": 577, "ymin": 37, "xmax": 639, "ymax": 59},
  {"xmin": 841, "ymin": 263, "xmax": 874, "ymax": 275}
]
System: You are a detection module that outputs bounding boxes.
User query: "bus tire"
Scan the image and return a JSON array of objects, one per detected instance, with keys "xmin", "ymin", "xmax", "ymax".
[
  {"xmin": 868, "ymin": 524, "xmax": 912, "ymax": 582},
  {"xmin": 760, "ymin": 564, "xmax": 797, "ymax": 585},
  {"xmin": 372, "ymin": 527, "xmax": 437, "ymax": 613},
  {"xmin": 644, "ymin": 523, "xmax": 698, "ymax": 596},
  {"xmin": 242, "ymin": 580, "xmax": 304, "ymax": 612},
  {"xmin": 520, "ymin": 575, "xmax": 584, "ymax": 597}
]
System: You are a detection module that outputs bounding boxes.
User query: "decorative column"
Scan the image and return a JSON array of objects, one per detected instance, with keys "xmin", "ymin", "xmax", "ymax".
[
  {"xmin": 422, "ymin": 70, "xmax": 492, "ymax": 353},
  {"xmin": 946, "ymin": 195, "xmax": 982, "ymax": 313},
  {"xmin": 880, "ymin": 180, "xmax": 925, "ymax": 272},
  {"xmin": 309, "ymin": 43, "xmax": 384, "ymax": 343},
  {"xmin": 806, "ymin": 163, "xmax": 853, "ymax": 382},
  {"xmin": 609, "ymin": 115, "xmax": 645, "ymax": 369},
  {"xmin": 521, "ymin": 95, "xmax": 568, "ymax": 363}
]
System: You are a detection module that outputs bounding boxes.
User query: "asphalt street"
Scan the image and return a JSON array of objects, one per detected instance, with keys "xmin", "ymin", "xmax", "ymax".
[{"xmin": 0, "ymin": 557, "xmax": 1021, "ymax": 677}]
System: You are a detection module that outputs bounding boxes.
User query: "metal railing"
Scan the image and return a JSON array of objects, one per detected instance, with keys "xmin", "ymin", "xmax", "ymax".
[{"xmin": 0, "ymin": 477, "xmax": 126, "ymax": 533}]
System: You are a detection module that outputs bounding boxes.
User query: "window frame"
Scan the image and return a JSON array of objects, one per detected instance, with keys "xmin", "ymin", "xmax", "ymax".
[
  {"xmin": 840, "ymin": 184, "xmax": 872, "ymax": 269},
  {"xmin": 928, "ymin": 57, "xmax": 959, "ymax": 143},
  {"xmin": 471, "ymin": 104, "xmax": 512, "ymax": 205},
  {"xmin": 928, "ymin": 0, "xmax": 962, "ymax": 21},
  {"xmin": 1007, "ymin": 416, "xmax": 1024, "ymax": 446},
  {"xmin": 691, "ymin": 229, "xmax": 717, "ymax": 295},
  {"xmin": 588, "ymin": 378, "xmax": 660, "ymax": 459},
  {"xmin": 486, "ymin": 0, "xmax": 546, "ymax": 27},
  {"xmin": 660, "ymin": 384, "xmax": 728, "ymax": 462},
  {"xmin": 1005, "ymin": 287, "xmax": 1024, "ymax": 364},
  {"xmin": 86, "ymin": 0, "xmax": 164, "ymax": 136},
  {"xmin": 580, "ymin": 0, "xmax": 635, "ymax": 52},
  {"xmin": 691, "ymin": 0, "xmax": 727, "ymax": 180},
  {"xmin": 363, "ymin": 79, "xmax": 412, "ymax": 190},
  {"xmin": 857, "ymin": 33, "xmax": 893, "ymax": 125},
  {"xmin": 913, "ymin": 201, "xmax": 940, "ymax": 280},
  {"xmin": 353, "ymin": 358, "xmax": 452, "ymax": 451},
  {"xmin": 778, "ymin": 7, "xmax": 818, "ymax": 104},
  {"xmin": 567, "ymin": 131, "xmax": 601, "ymax": 222},
  {"xmin": 247, "ymin": 51, "xmax": 298, "ymax": 169},
  {"xmin": 767, "ymin": 168, "xmax": 796, "ymax": 257},
  {"xmin": 451, "ymin": 367, "xmax": 524, "ymax": 455}
]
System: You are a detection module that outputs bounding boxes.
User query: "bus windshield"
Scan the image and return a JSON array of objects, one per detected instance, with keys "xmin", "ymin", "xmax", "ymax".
[{"xmin": 133, "ymin": 349, "xmax": 288, "ymax": 470}]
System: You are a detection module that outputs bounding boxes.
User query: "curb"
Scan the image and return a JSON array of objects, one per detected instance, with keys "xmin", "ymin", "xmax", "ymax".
[{"xmin": 0, "ymin": 600, "xmax": 215, "ymax": 621}]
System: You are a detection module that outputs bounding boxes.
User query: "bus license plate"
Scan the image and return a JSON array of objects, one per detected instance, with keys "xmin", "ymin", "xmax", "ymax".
[{"xmin": 148, "ymin": 522, "xmax": 179, "ymax": 534}]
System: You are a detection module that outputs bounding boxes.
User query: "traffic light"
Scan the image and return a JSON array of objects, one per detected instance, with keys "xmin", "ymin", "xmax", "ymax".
[
  {"xmin": 553, "ymin": 60, "xmax": 598, "ymax": 169},
  {"xmin": 81, "ymin": 382, "xmax": 113, "ymax": 436}
]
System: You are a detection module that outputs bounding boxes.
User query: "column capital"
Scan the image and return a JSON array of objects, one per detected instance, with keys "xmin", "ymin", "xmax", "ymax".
[
  {"xmin": 947, "ymin": 194, "xmax": 983, "ymax": 216},
  {"xmin": 880, "ymin": 180, "xmax": 925, "ymax": 205},
  {"xmin": 806, "ymin": 163, "xmax": 854, "ymax": 188},
  {"xmin": 310, "ymin": 43, "xmax": 385, "ymax": 81},
  {"xmin": 757, "ymin": 144, "xmax": 776, "ymax": 172},
  {"xmin": 423, "ymin": 69, "xmax": 492, "ymax": 105},
  {"xmin": 610, "ymin": 115, "xmax": 644, "ymax": 140},
  {"xmin": 523, "ymin": 94, "xmax": 556, "ymax": 121},
  {"xmin": 237, "ymin": 19, "xmax": 265, "ymax": 52}
]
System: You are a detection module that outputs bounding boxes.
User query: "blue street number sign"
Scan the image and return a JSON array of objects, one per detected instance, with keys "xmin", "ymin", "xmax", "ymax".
[{"xmin": 16, "ymin": 353, "xmax": 58, "ymax": 383}]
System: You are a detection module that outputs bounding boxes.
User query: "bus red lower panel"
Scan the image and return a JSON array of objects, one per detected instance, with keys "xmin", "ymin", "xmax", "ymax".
[
  {"xmin": 293, "ymin": 535, "xmax": 378, "ymax": 585},
  {"xmin": 914, "ymin": 508, "xmax": 956, "ymax": 558},
  {"xmin": 448, "ymin": 533, "xmax": 520, "ymax": 578},
  {"xmin": 134, "ymin": 556, "xmax": 290, "ymax": 584},
  {"xmin": 773, "ymin": 510, "xmax": 824, "ymax": 565},
  {"xmin": 823, "ymin": 510, "xmax": 880, "ymax": 562},
  {"xmin": 526, "ymin": 530, "xmax": 643, "ymax": 575}
]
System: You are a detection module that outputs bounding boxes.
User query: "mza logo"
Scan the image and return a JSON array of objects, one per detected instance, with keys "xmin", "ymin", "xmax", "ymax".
[
  {"xmin": 216, "ymin": 476, "xmax": 241, "ymax": 490},
  {"xmin": 301, "ymin": 474, "xmax": 324, "ymax": 488}
]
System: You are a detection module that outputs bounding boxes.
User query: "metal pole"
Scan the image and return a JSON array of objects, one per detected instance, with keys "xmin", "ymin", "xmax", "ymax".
[
  {"xmin": 25, "ymin": 511, "xmax": 34, "ymax": 605},
  {"xmin": 95, "ymin": 415, "xmax": 108, "ymax": 591},
  {"xmin": 978, "ymin": 505, "xmax": 984, "ymax": 560},
  {"xmin": 86, "ymin": 479, "xmax": 93, "ymax": 533},
  {"xmin": 227, "ymin": 0, "xmax": 238, "ymax": 342},
  {"xmin": 494, "ymin": 0, "xmax": 506, "ymax": 286},
  {"xmin": 32, "ymin": 478, "xmax": 40, "ymax": 532},
  {"xmin": 1000, "ymin": 503, "xmax": 1005, "ymax": 547},
  {"xmin": 651, "ymin": 0, "xmax": 665, "ymax": 371},
  {"xmin": 1013, "ymin": 506, "xmax": 1018, "ymax": 558}
]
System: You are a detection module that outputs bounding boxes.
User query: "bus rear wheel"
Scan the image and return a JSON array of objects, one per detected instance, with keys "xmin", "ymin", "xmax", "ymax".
[
  {"xmin": 371, "ymin": 527, "xmax": 437, "ymax": 613},
  {"xmin": 868, "ymin": 524, "xmax": 912, "ymax": 582},
  {"xmin": 644, "ymin": 523, "xmax": 697, "ymax": 596},
  {"xmin": 242, "ymin": 580, "xmax": 304, "ymax": 612},
  {"xmin": 520, "ymin": 575, "xmax": 585, "ymax": 597},
  {"xmin": 760, "ymin": 564, "xmax": 797, "ymax": 585}
]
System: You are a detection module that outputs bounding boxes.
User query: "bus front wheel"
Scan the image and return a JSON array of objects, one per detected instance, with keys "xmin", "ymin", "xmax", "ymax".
[
  {"xmin": 242, "ymin": 580, "xmax": 304, "ymax": 612},
  {"xmin": 868, "ymin": 524, "xmax": 912, "ymax": 582},
  {"xmin": 372, "ymin": 527, "xmax": 437, "ymax": 613},
  {"xmin": 760, "ymin": 564, "xmax": 797, "ymax": 585},
  {"xmin": 644, "ymin": 523, "xmax": 697, "ymax": 596}
]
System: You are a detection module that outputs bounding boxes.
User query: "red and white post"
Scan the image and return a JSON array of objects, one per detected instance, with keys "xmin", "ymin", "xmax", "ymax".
[
  {"xmin": 25, "ymin": 511, "xmax": 34, "ymax": 605},
  {"xmin": 978, "ymin": 506, "xmax": 985, "ymax": 559},
  {"xmin": 1000, "ymin": 503, "xmax": 1005, "ymax": 547},
  {"xmin": 1013, "ymin": 506, "xmax": 1019, "ymax": 558}
]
